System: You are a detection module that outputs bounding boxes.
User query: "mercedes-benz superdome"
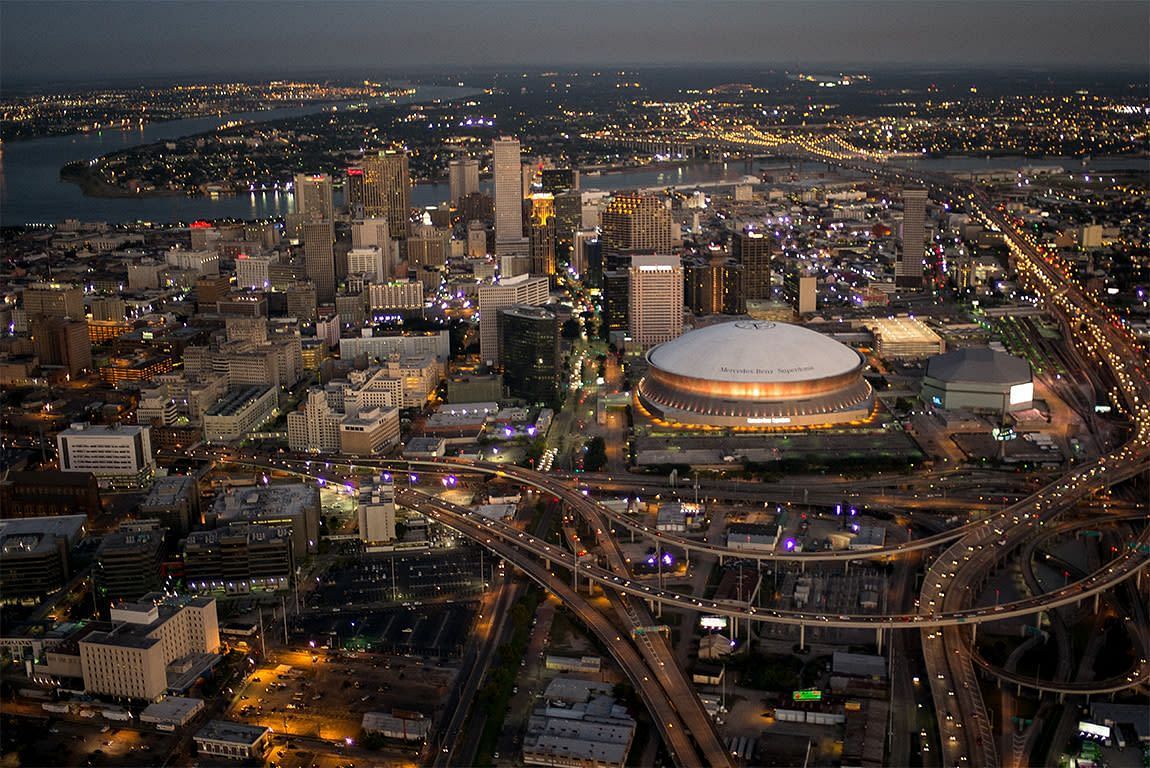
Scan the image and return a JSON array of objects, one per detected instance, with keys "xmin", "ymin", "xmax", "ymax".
[{"xmin": 635, "ymin": 321, "xmax": 874, "ymax": 428}]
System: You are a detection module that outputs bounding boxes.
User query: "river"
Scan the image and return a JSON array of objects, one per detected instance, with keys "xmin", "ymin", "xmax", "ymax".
[{"xmin": 1, "ymin": 95, "xmax": 1144, "ymax": 226}]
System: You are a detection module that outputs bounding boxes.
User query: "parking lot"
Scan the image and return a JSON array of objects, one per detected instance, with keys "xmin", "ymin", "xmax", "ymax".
[
  {"xmin": 228, "ymin": 648, "xmax": 458, "ymax": 746},
  {"xmin": 311, "ymin": 549, "xmax": 488, "ymax": 607},
  {"xmin": 295, "ymin": 601, "xmax": 477, "ymax": 657}
]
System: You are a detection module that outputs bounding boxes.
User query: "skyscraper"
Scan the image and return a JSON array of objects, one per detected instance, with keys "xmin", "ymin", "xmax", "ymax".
[
  {"xmin": 685, "ymin": 257, "xmax": 744, "ymax": 316},
  {"xmin": 362, "ymin": 151, "xmax": 411, "ymax": 240},
  {"xmin": 477, "ymin": 274, "xmax": 550, "ymax": 364},
  {"xmin": 601, "ymin": 193, "xmax": 673, "ymax": 263},
  {"xmin": 448, "ymin": 157, "xmax": 480, "ymax": 206},
  {"xmin": 529, "ymin": 193, "xmax": 557, "ymax": 277},
  {"xmin": 32, "ymin": 317, "xmax": 92, "ymax": 376},
  {"xmin": 732, "ymin": 230, "xmax": 772, "ymax": 301},
  {"xmin": 498, "ymin": 305, "xmax": 560, "ymax": 407},
  {"xmin": 541, "ymin": 168, "xmax": 579, "ymax": 195},
  {"xmin": 293, "ymin": 173, "xmax": 333, "ymax": 221},
  {"xmin": 493, "ymin": 137, "xmax": 529, "ymax": 259},
  {"xmin": 301, "ymin": 220, "xmax": 336, "ymax": 302},
  {"xmin": 628, "ymin": 254, "xmax": 683, "ymax": 347},
  {"xmin": 897, "ymin": 188, "xmax": 928, "ymax": 288},
  {"xmin": 345, "ymin": 167, "xmax": 366, "ymax": 216}
]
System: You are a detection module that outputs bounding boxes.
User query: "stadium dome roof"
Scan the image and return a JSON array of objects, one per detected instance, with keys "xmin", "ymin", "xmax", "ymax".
[{"xmin": 647, "ymin": 321, "xmax": 862, "ymax": 384}]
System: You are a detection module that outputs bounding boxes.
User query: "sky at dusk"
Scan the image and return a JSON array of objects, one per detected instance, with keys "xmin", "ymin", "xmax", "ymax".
[{"xmin": 2, "ymin": 0, "xmax": 1147, "ymax": 84}]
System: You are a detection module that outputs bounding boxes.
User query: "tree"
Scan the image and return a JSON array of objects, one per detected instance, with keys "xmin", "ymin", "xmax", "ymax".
[{"xmin": 584, "ymin": 437, "xmax": 608, "ymax": 472}]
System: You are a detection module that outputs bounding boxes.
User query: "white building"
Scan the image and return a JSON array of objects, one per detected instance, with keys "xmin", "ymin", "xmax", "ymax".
[
  {"xmin": 202, "ymin": 386, "xmax": 279, "ymax": 444},
  {"xmin": 449, "ymin": 156, "xmax": 480, "ymax": 203},
  {"xmin": 234, "ymin": 253, "xmax": 274, "ymax": 290},
  {"xmin": 367, "ymin": 280, "xmax": 424, "ymax": 314},
  {"xmin": 340, "ymin": 407, "xmax": 400, "ymax": 456},
  {"xmin": 165, "ymin": 247, "xmax": 219, "ymax": 276},
  {"xmin": 493, "ymin": 137, "xmax": 529, "ymax": 258},
  {"xmin": 348, "ymin": 246, "xmax": 386, "ymax": 278},
  {"xmin": 287, "ymin": 389, "xmax": 342, "ymax": 453},
  {"xmin": 193, "ymin": 721, "xmax": 270, "ymax": 761},
  {"xmin": 628, "ymin": 253, "xmax": 683, "ymax": 347},
  {"xmin": 57, "ymin": 423, "xmax": 155, "ymax": 488},
  {"xmin": 79, "ymin": 593, "xmax": 220, "ymax": 701},
  {"xmin": 339, "ymin": 330, "xmax": 451, "ymax": 365},
  {"xmin": 477, "ymin": 274, "xmax": 550, "ymax": 364},
  {"xmin": 357, "ymin": 475, "xmax": 397, "ymax": 544}
]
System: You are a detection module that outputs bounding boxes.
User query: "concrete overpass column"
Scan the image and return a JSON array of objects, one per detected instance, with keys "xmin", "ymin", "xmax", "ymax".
[
  {"xmin": 1058, "ymin": 692, "xmax": 1065, "ymax": 704},
  {"xmin": 876, "ymin": 627, "xmax": 883, "ymax": 654},
  {"xmin": 971, "ymin": 623, "xmax": 977, "ymax": 644},
  {"xmin": 1094, "ymin": 593, "xmax": 1101, "ymax": 613},
  {"xmin": 799, "ymin": 623, "xmax": 806, "ymax": 650}
]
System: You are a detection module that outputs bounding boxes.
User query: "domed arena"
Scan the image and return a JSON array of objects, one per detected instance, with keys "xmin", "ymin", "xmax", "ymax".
[{"xmin": 636, "ymin": 321, "xmax": 874, "ymax": 428}]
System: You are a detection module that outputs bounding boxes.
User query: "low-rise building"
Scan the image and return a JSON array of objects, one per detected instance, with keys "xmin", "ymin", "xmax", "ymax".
[
  {"xmin": 340, "ymin": 407, "xmax": 400, "ymax": 456},
  {"xmin": 183, "ymin": 523, "xmax": 294, "ymax": 594},
  {"xmin": 193, "ymin": 721, "xmax": 270, "ymax": 761},
  {"xmin": 0, "ymin": 516, "xmax": 87, "ymax": 602}
]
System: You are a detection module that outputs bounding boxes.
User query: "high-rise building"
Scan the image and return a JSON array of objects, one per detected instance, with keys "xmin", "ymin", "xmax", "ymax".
[
  {"xmin": 345, "ymin": 167, "xmax": 366, "ymax": 216},
  {"xmin": 572, "ymin": 229, "xmax": 599, "ymax": 280},
  {"xmin": 357, "ymin": 475, "xmax": 397, "ymax": 544},
  {"xmin": 602, "ymin": 270, "xmax": 630, "ymax": 340},
  {"xmin": 628, "ymin": 254, "xmax": 683, "ymax": 347},
  {"xmin": 449, "ymin": 157, "xmax": 480, "ymax": 206},
  {"xmin": 467, "ymin": 220, "xmax": 489, "ymax": 258},
  {"xmin": 32, "ymin": 316, "xmax": 92, "ymax": 376},
  {"xmin": 94, "ymin": 522, "xmax": 166, "ymax": 601},
  {"xmin": 301, "ymin": 220, "xmax": 336, "ymax": 302},
  {"xmin": 287, "ymin": 389, "xmax": 342, "ymax": 453},
  {"xmin": 293, "ymin": 173, "xmax": 333, "ymax": 221},
  {"xmin": 493, "ymin": 137, "xmax": 529, "ymax": 258},
  {"xmin": 477, "ymin": 274, "xmax": 550, "ymax": 364},
  {"xmin": 601, "ymin": 193, "xmax": 673, "ymax": 262},
  {"xmin": 541, "ymin": 168, "xmax": 579, "ymax": 195},
  {"xmin": 897, "ymin": 188, "xmax": 928, "ymax": 288},
  {"xmin": 783, "ymin": 270, "xmax": 818, "ymax": 315},
  {"xmin": 732, "ymin": 230, "xmax": 772, "ymax": 301},
  {"xmin": 347, "ymin": 246, "xmax": 386, "ymax": 278},
  {"xmin": 529, "ymin": 193, "xmax": 557, "ymax": 277},
  {"xmin": 685, "ymin": 258, "xmax": 744, "ymax": 315},
  {"xmin": 362, "ymin": 151, "xmax": 411, "ymax": 239},
  {"xmin": 498, "ymin": 305, "xmax": 560, "ymax": 406},
  {"xmin": 57, "ymin": 423, "xmax": 155, "ymax": 488},
  {"xmin": 22, "ymin": 283, "xmax": 85, "ymax": 320},
  {"xmin": 235, "ymin": 253, "xmax": 274, "ymax": 290}
]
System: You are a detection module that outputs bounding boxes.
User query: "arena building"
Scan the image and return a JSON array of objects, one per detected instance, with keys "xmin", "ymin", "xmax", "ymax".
[
  {"xmin": 921, "ymin": 348, "xmax": 1033, "ymax": 413},
  {"xmin": 636, "ymin": 321, "xmax": 873, "ymax": 428}
]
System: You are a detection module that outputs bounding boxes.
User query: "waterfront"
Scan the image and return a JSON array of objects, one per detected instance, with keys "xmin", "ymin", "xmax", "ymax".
[{"xmin": 1, "ymin": 92, "xmax": 1144, "ymax": 226}]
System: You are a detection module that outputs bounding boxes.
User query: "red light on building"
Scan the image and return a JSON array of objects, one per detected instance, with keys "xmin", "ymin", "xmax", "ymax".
[
  {"xmin": 347, "ymin": 168, "xmax": 364, "ymax": 176},
  {"xmin": 191, "ymin": 220, "xmax": 212, "ymax": 228}
]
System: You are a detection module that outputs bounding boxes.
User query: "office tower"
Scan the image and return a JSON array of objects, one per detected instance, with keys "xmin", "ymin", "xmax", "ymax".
[
  {"xmin": 362, "ymin": 151, "xmax": 411, "ymax": 239},
  {"xmin": 352, "ymin": 217, "xmax": 391, "ymax": 248},
  {"xmin": 357, "ymin": 476, "xmax": 397, "ymax": 544},
  {"xmin": 33, "ymin": 317, "xmax": 92, "ymax": 376},
  {"xmin": 293, "ymin": 173, "xmax": 333, "ymax": 221},
  {"xmin": 57, "ymin": 423, "xmax": 154, "ymax": 488},
  {"xmin": 22, "ymin": 282, "xmax": 85, "ymax": 319},
  {"xmin": 93, "ymin": 523, "xmax": 167, "ymax": 601},
  {"xmin": 685, "ymin": 258, "xmax": 744, "ymax": 316},
  {"xmin": 449, "ymin": 157, "xmax": 480, "ymax": 206},
  {"xmin": 601, "ymin": 192, "xmax": 673, "ymax": 263},
  {"xmin": 628, "ymin": 254, "xmax": 683, "ymax": 347},
  {"xmin": 459, "ymin": 192, "xmax": 494, "ymax": 224},
  {"xmin": 542, "ymin": 168, "xmax": 579, "ymax": 195},
  {"xmin": 602, "ymin": 270, "xmax": 630, "ymax": 340},
  {"xmin": 347, "ymin": 246, "xmax": 386, "ymax": 278},
  {"xmin": 345, "ymin": 167, "xmax": 366, "ymax": 216},
  {"xmin": 235, "ymin": 253, "xmax": 274, "ymax": 290},
  {"xmin": 285, "ymin": 281, "xmax": 318, "ymax": 321},
  {"xmin": 529, "ymin": 193, "xmax": 557, "ymax": 276},
  {"xmin": 90, "ymin": 296, "xmax": 126, "ymax": 322},
  {"xmin": 795, "ymin": 274, "xmax": 817, "ymax": 315},
  {"xmin": 407, "ymin": 225, "xmax": 451, "ymax": 270},
  {"xmin": 897, "ymin": 188, "xmax": 928, "ymax": 288},
  {"xmin": 195, "ymin": 274, "xmax": 231, "ymax": 308},
  {"xmin": 301, "ymin": 220, "xmax": 336, "ymax": 302},
  {"xmin": 477, "ymin": 274, "xmax": 550, "ymax": 364},
  {"xmin": 732, "ymin": 230, "xmax": 772, "ymax": 301},
  {"xmin": 287, "ymin": 389, "xmax": 342, "ymax": 453},
  {"xmin": 498, "ymin": 305, "xmax": 560, "ymax": 406},
  {"xmin": 572, "ymin": 229, "xmax": 599, "ymax": 281},
  {"xmin": 493, "ymin": 137, "xmax": 529, "ymax": 258},
  {"xmin": 467, "ymin": 220, "xmax": 488, "ymax": 258}
]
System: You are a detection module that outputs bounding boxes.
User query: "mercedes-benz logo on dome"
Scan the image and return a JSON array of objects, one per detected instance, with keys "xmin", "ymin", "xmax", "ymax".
[{"xmin": 734, "ymin": 321, "xmax": 775, "ymax": 330}]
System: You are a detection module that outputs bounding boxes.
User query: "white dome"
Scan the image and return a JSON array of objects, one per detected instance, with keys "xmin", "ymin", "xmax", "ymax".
[{"xmin": 648, "ymin": 321, "xmax": 862, "ymax": 384}]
